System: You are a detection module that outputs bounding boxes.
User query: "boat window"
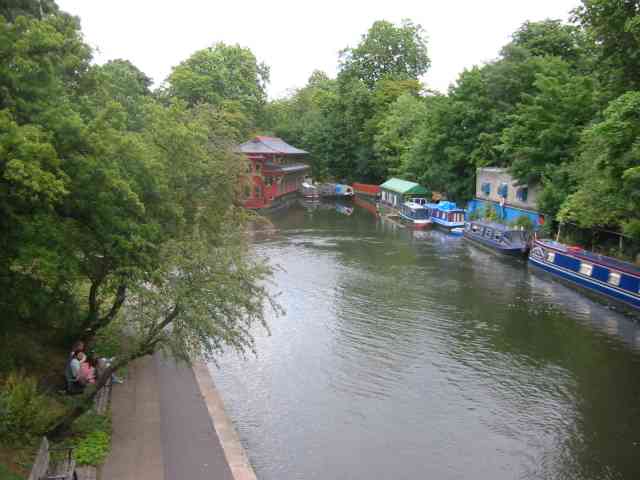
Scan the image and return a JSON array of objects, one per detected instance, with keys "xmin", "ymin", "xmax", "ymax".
[
  {"xmin": 579, "ymin": 262, "xmax": 593, "ymax": 276},
  {"xmin": 547, "ymin": 252, "xmax": 555, "ymax": 263},
  {"xmin": 484, "ymin": 228, "xmax": 493, "ymax": 238},
  {"xmin": 608, "ymin": 271, "xmax": 621, "ymax": 287},
  {"xmin": 471, "ymin": 224, "xmax": 479, "ymax": 232},
  {"xmin": 494, "ymin": 232, "xmax": 502, "ymax": 242}
]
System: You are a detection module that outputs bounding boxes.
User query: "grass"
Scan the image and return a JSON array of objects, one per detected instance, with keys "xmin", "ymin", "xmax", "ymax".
[{"xmin": 0, "ymin": 460, "xmax": 25, "ymax": 480}]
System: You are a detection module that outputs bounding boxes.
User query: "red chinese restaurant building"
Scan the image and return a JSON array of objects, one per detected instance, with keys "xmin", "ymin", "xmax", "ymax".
[{"xmin": 238, "ymin": 136, "xmax": 310, "ymax": 209}]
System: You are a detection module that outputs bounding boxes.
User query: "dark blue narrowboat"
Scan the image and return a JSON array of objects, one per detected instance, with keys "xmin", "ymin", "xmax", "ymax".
[
  {"xmin": 529, "ymin": 239, "xmax": 640, "ymax": 311},
  {"xmin": 463, "ymin": 221, "xmax": 530, "ymax": 257},
  {"xmin": 425, "ymin": 201, "xmax": 466, "ymax": 230}
]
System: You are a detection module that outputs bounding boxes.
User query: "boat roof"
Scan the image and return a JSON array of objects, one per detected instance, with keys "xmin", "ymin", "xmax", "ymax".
[
  {"xmin": 468, "ymin": 220, "xmax": 523, "ymax": 232},
  {"xmin": 537, "ymin": 239, "xmax": 640, "ymax": 276},
  {"xmin": 426, "ymin": 201, "xmax": 465, "ymax": 212},
  {"xmin": 380, "ymin": 178, "xmax": 429, "ymax": 195},
  {"xmin": 403, "ymin": 201, "xmax": 427, "ymax": 210}
]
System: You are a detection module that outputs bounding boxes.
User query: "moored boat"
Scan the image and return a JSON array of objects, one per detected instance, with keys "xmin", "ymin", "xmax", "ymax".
[
  {"xmin": 300, "ymin": 182, "xmax": 320, "ymax": 200},
  {"xmin": 399, "ymin": 201, "xmax": 432, "ymax": 228},
  {"xmin": 528, "ymin": 239, "xmax": 640, "ymax": 311},
  {"xmin": 463, "ymin": 220, "xmax": 530, "ymax": 257},
  {"xmin": 426, "ymin": 201, "xmax": 466, "ymax": 230}
]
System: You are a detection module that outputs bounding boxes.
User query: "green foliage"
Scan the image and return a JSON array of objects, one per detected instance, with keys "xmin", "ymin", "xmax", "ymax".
[
  {"xmin": 574, "ymin": 0, "xmax": 640, "ymax": 95},
  {"xmin": 167, "ymin": 42, "xmax": 269, "ymax": 130},
  {"xmin": 339, "ymin": 19, "xmax": 430, "ymax": 89},
  {"xmin": 510, "ymin": 215, "xmax": 535, "ymax": 231},
  {"xmin": 558, "ymin": 91, "xmax": 640, "ymax": 239},
  {"xmin": 73, "ymin": 430, "xmax": 110, "ymax": 466},
  {"xmin": 0, "ymin": 373, "xmax": 63, "ymax": 446},
  {"xmin": 0, "ymin": 463, "xmax": 23, "ymax": 480},
  {"xmin": 483, "ymin": 203, "xmax": 500, "ymax": 222},
  {"xmin": 70, "ymin": 412, "xmax": 111, "ymax": 466}
]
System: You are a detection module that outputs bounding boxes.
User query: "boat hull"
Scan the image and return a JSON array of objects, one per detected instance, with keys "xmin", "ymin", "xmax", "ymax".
[
  {"xmin": 528, "ymin": 242, "xmax": 640, "ymax": 311},
  {"xmin": 463, "ymin": 232, "xmax": 528, "ymax": 257},
  {"xmin": 399, "ymin": 211, "xmax": 431, "ymax": 229}
]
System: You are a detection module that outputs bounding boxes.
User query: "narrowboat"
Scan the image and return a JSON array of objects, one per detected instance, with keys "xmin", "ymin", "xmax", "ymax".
[
  {"xmin": 300, "ymin": 182, "xmax": 320, "ymax": 200},
  {"xmin": 463, "ymin": 221, "xmax": 530, "ymax": 257},
  {"xmin": 528, "ymin": 239, "xmax": 640, "ymax": 311},
  {"xmin": 426, "ymin": 201, "xmax": 466, "ymax": 230},
  {"xmin": 399, "ymin": 201, "xmax": 432, "ymax": 229}
]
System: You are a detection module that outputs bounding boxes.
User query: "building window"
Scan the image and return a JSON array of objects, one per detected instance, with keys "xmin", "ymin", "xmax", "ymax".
[
  {"xmin": 255, "ymin": 162, "xmax": 261, "ymax": 173},
  {"xmin": 497, "ymin": 183, "xmax": 508, "ymax": 198},
  {"xmin": 579, "ymin": 262, "xmax": 593, "ymax": 276},
  {"xmin": 516, "ymin": 187, "xmax": 528, "ymax": 202},
  {"xmin": 255, "ymin": 185, "xmax": 262, "ymax": 198},
  {"xmin": 608, "ymin": 271, "xmax": 621, "ymax": 286},
  {"xmin": 265, "ymin": 176, "xmax": 273, "ymax": 187},
  {"xmin": 546, "ymin": 251, "xmax": 556, "ymax": 263},
  {"xmin": 481, "ymin": 182, "xmax": 491, "ymax": 196}
]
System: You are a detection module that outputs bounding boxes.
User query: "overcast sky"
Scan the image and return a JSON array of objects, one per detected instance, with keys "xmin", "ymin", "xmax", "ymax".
[{"xmin": 56, "ymin": 0, "xmax": 580, "ymax": 98}]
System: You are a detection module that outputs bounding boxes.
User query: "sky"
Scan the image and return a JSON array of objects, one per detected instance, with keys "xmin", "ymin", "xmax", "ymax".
[{"xmin": 56, "ymin": 0, "xmax": 581, "ymax": 98}]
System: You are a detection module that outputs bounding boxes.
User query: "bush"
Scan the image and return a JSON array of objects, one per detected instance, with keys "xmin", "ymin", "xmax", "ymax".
[
  {"xmin": 0, "ymin": 373, "xmax": 63, "ymax": 446},
  {"xmin": 483, "ymin": 203, "xmax": 500, "ymax": 222},
  {"xmin": 511, "ymin": 215, "xmax": 534, "ymax": 231},
  {"xmin": 74, "ymin": 430, "xmax": 110, "ymax": 466},
  {"xmin": 70, "ymin": 412, "xmax": 112, "ymax": 466}
]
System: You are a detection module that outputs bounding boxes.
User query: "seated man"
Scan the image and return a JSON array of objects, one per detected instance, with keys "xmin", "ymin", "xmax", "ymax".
[{"xmin": 65, "ymin": 352, "xmax": 85, "ymax": 394}]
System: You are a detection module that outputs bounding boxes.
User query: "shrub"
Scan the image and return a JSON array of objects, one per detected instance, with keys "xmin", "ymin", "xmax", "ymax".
[
  {"xmin": 483, "ymin": 203, "xmax": 499, "ymax": 222},
  {"xmin": 0, "ymin": 373, "xmax": 62, "ymax": 446},
  {"xmin": 70, "ymin": 412, "xmax": 112, "ymax": 466},
  {"xmin": 511, "ymin": 215, "xmax": 534, "ymax": 231},
  {"xmin": 74, "ymin": 430, "xmax": 110, "ymax": 466}
]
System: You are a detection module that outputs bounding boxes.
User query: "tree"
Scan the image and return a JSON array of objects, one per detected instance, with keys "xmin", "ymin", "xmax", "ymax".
[
  {"xmin": 339, "ymin": 19, "xmax": 430, "ymax": 89},
  {"xmin": 167, "ymin": 42, "xmax": 269, "ymax": 124},
  {"xmin": 558, "ymin": 91, "xmax": 640, "ymax": 239},
  {"xmin": 49, "ymin": 206, "xmax": 280, "ymax": 437},
  {"xmin": 574, "ymin": 0, "xmax": 640, "ymax": 94},
  {"xmin": 501, "ymin": 57, "xmax": 596, "ymax": 213}
]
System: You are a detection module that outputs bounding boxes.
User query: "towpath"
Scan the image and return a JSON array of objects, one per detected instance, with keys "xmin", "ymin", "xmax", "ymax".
[{"xmin": 102, "ymin": 354, "xmax": 237, "ymax": 480}]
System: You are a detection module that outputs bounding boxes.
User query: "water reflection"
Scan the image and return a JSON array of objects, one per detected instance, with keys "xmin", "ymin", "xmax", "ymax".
[{"xmin": 211, "ymin": 202, "xmax": 640, "ymax": 480}]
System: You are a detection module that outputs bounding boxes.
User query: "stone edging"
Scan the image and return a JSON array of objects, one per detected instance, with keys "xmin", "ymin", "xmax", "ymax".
[{"xmin": 192, "ymin": 361, "xmax": 258, "ymax": 480}]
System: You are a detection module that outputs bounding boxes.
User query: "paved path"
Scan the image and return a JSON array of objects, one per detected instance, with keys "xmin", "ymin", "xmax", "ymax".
[{"xmin": 102, "ymin": 354, "xmax": 235, "ymax": 480}]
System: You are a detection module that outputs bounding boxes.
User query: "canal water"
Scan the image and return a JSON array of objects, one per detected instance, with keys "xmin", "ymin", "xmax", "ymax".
[{"xmin": 210, "ymin": 201, "xmax": 640, "ymax": 480}]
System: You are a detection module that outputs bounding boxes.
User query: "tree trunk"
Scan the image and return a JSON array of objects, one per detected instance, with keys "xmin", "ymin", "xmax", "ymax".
[{"xmin": 81, "ymin": 284, "xmax": 127, "ymax": 341}]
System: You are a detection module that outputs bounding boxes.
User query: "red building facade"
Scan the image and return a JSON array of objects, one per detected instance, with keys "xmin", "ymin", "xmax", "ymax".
[{"xmin": 238, "ymin": 136, "xmax": 310, "ymax": 209}]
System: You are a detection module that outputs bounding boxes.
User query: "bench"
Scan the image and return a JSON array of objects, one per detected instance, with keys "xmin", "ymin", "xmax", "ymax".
[{"xmin": 28, "ymin": 437, "xmax": 76, "ymax": 480}]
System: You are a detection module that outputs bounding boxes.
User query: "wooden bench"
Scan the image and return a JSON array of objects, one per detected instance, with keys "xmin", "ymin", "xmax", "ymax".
[{"xmin": 29, "ymin": 437, "xmax": 76, "ymax": 480}]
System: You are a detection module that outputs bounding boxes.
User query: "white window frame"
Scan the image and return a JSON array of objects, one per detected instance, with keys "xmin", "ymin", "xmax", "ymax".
[
  {"xmin": 608, "ymin": 271, "xmax": 621, "ymax": 287},
  {"xmin": 546, "ymin": 252, "xmax": 555, "ymax": 263},
  {"xmin": 579, "ymin": 262, "xmax": 593, "ymax": 276}
]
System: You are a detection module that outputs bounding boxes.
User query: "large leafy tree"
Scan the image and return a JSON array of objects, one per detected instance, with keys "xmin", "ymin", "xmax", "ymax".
[
  {"xmin": 167, "ymin": 42, "xmax": 269, "ymax": 125},
  {"xmin": 574, "ymin": 0, "xmax": 640, "ymax": 94},
  {"xmin": 339, "ymin": 19, "xmax": 430, "ymax": 89},
  {"xmin": 558, "ymin": 91, "xmax": 640, "ymax": 239}
]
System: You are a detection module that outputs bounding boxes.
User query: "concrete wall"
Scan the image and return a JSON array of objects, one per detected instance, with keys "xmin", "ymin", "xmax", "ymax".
[{"xmin": 475, "ymin": 167, "xmax": 538, "ymax": 211}]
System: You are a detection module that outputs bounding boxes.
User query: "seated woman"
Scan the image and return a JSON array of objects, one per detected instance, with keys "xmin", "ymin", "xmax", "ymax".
[{"xmin": 78, "ymin": 352, "xmax": 96, "ymax": 385}]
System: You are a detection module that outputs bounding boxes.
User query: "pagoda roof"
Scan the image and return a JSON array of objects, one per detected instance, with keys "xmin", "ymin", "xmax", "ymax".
[{"xmin": 238, "ymin": 136, "xmax": 308, "ymax": 155}]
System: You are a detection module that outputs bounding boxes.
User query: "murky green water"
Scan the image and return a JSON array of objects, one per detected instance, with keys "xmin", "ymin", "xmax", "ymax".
[{"xmin": 210, "ymin": 201, "xmax": 640, "ymax": 480}]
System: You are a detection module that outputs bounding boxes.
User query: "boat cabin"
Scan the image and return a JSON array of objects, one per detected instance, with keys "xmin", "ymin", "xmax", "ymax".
[{"xmin": 426, "ymin": 201, "xmax": 466, "ymax": 229}]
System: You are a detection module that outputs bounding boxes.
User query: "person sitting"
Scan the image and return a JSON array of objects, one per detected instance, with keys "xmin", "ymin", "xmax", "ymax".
[
  {"xmin": 65, "ymin": 351, "xmax": 85, "ymax": 395},
  {"xmin": 78, "ymin": 353, "xmax": 96, "ymax": 385}
]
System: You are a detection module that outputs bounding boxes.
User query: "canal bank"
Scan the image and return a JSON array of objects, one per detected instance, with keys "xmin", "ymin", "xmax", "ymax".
[{"xmin": 102, "ymin": 354, "xmax": 255, "ymax": 480}]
